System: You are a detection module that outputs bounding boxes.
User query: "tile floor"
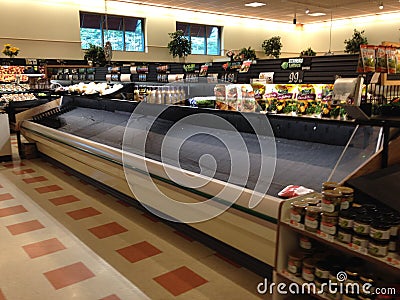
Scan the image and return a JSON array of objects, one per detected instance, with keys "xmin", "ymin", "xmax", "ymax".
[{"xmin": 0, "ymin": 136, "xmax": 269, "ymax": 300}]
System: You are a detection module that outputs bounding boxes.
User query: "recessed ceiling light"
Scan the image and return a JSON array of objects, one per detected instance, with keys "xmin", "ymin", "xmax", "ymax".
[
  {"xmin": 308, "ymin": 12, "xmax": 326, "ymax": 16},
  {"xmin": 245, "ymin": 2, "xmax": 266, "ymax": 7},
  {"xmin": 305, "ymin": 8, "xmax": 310, "ymax": 14}
]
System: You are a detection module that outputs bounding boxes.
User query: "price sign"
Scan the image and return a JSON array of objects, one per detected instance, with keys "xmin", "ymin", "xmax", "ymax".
[
  {"xmin": 317, "ymin": 230, "xmax": 334, "ymax": 242},
  {"xmin": 288, "ymin": 71, "xmax": 304, "ymax": 83},
  {"xmin": 289, "ymin": 220, "xmax": 305, "ymax": 230}
]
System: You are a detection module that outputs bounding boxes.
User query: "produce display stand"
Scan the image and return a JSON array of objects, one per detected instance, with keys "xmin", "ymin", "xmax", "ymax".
[{"xmin": 273, "ymin": 193, "xmax": 400, "ymax": 300}]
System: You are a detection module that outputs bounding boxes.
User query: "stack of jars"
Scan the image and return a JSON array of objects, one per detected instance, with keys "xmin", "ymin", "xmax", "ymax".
[
  {"xmin": 338, "ymin": 204, "xmax": 400, "ymax": 257},
  {"xmin": 287, "ymin": 236, "xmax": 399, "ymax": 300}
]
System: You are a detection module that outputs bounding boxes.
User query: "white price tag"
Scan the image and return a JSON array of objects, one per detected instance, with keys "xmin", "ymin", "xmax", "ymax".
[
  {"xmin": 350, "ymin": 243, "xmax": 367, "ymax": 254},
  {"xmin": 386, "ymin": 256, "xmax": 400, "ymax": 267},
  {"xmin": 289, "ymin": 220, "xmax": 305, "ymax": 230},
  {"xmin": 317, "ymin": 230, "xmax": 334, "ymax": 242}
]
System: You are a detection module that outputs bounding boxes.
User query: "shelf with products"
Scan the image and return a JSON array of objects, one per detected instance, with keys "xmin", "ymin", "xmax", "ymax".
[
  {"xmin": 274, "ymin": 269, "xmax": 330, "ymax": 300},
  {"xmin": 280, "ymin": 221, "xmax": 400, "ymax": 272},
  {"xmin": 273, "ymin": 191, "xmax": 400, "ymax": 300},
  {"xmin": 45, "ymin": 65, "xmax": 96, "ymax": 81}
]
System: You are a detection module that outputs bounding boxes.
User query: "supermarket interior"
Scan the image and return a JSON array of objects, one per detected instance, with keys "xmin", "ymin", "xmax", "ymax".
[{"xmin": 1, "ymin": 0, "xmax": 400, "ymax": 299}]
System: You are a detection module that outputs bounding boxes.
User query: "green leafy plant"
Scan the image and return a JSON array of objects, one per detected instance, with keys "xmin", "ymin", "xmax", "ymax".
[
  {"xmin": 84, "ymin": 44, "xmax": 106, "ymax": 66},
  {"xmin": 300, "ymin": 47, "xmax": 316, "ymax": 57},
  {"xmin": 262, "ymin": 36, "xmax": 282, "ymax": 58},
  {"xmin": 344, "ymin": 29, "xmax": 368, "ymax": 54},
  {"xmin": 237, "ymin": 47, "xmax": 257, "ymax": 61},
  {"xmin": 167, "ymin": 30, "xmax": 192, "ymax": 58}
]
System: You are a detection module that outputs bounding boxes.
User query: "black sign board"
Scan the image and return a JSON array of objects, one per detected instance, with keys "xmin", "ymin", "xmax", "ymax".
[{"xmin": 281, "ymin": 57, "xmax": 312, "ymax": 70}]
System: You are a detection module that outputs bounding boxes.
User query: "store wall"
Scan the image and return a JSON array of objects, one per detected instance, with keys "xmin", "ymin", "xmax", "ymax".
[
  {"xmin": 0, "ymin": 0, "xmax": 399, "ymax": 63},
  {"xmin": 301, "ymin": 13, "xmax": 400, "ymax": 55}
]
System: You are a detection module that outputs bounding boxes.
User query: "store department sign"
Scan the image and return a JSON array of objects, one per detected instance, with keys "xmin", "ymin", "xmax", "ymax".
[{"xmin": 281, "ymin": 57, "xmax": 312, "ymax": 70}]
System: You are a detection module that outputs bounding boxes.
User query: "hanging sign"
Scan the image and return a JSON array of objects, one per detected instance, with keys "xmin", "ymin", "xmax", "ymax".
[
  {"xmin": 183, "ymin": 64, "xmax": 196, "ymax": 72},
  {"xmin": 281, "ymin": 57, "xmax": 312, "ymax": 70}
]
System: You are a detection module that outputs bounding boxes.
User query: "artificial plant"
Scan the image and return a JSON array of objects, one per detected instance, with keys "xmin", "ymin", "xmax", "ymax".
[
  {"xmin": 344, "ymin": 29, "xmax": 368, "ymax": 54},
  {"xmin": 300, "ymin": 47, "xmax": 317, "ymax": 57},
  {"xmin": 237, "ymin": 47, "xmax": 257, "ymax": 61},
  {"xmin": 262, "ymin": 36, "xmax": 282, "ymax": 58},
  {"xmin": 167, "ymin": 30, "xmax": 192, "ymax": 58},
  {"xmin": 84, "ymin": 44, "xmax": 106, "ymax": 66}
]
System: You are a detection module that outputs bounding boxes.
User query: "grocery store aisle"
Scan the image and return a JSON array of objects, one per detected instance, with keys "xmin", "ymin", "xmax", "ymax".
[{"xmin": 0, "ymin": 136, "xmax": 266, "ymax": 300}]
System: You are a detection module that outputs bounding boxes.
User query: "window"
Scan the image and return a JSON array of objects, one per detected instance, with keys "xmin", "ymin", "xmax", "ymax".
[
  {"xmin": 176, "ymin": 22, "xmax": 221, "ymax": 55},
  {"xmin": 79, "ymin": 12, "xmax": 145, "ymax": 52}
]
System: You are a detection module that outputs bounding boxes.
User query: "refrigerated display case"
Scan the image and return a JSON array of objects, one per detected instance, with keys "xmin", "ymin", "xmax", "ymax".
[{"xmin": 19, "ymin": 82, "xmax": 383, "ymax": 273}]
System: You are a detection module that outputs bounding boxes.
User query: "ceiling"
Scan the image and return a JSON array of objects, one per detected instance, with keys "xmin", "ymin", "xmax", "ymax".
[{"xmin": 115, "ymin": 0, "xmax": 400, "ymax": 23}]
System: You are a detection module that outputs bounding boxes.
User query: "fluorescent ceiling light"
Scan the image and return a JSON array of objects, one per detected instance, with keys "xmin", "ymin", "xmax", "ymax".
[
  {"xmin": 245, "ymin": 2, "xmax": 266, "ymax": 7},
  {"xmin": 308, "ymin": 12, "xmax": 326, "ymax": 16}
]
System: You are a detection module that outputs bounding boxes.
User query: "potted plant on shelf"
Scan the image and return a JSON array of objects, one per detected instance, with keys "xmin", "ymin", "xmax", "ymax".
[
  {"xmin": 167, "ymin": 30, "xmax": 192, "ymax": 61},
  {"xmin": 300, "ymin": 47, "xmax": 316, "ymax": 57},
  {"xmin": 84, "ymin": 44, "xmax": 106, "ymax": 67},
  {"xmin": 344, "ymin": 29, "xmax": 368, "ymax": 54},
  {"xmin": 237, "ymin": 47, "xmax": 257, "ymax": 61},
  {"xmin": 262, "ymin": 36, "xmax": 282, "ymax": 58}
]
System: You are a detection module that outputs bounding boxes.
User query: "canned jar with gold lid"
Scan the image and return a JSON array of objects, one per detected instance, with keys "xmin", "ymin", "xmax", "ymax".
[
  {"xmin": 321, "ymin": 190, "xmax": 342, "ymax": 214},
  {"xmin": 302, "ymin": 258, "xmax": 317, "ymax": 282},
  {"xmin": 315, "ymin": 260, "xmax": 330, "ymax": 279},
  {"xmin": 334, "ymin": 186, "xmax": 354, "ymax": 210},
  {"xmin": 287, "ymin": 252, "xmax": 304, "ymax": 276},
  {"xmin": 299, "ymin": 235, "xmax": 313, "ymax": 250},
  {"xmin": 304, "ymin": 197, "xmax": 321, "ymax": 206},
  {"xmin": 320, "ymin": 213, "xmax": 338, "ymax": 235},
  {"xmin": 359, "ymin": 273, "xmax": 375, "ymax": 296},
  {"xmin": 305, "ymin": 206, "xmax": 322, "ymax": 232},
  {"xmin": 352, "ymin": 234, "xmax": 369, "ymax": 248},
  {"xmin": 339, "ymin": 209, "xmax": 357, "ymax": 229},
  {"xmin": 337, "ymin": 228, "xmax": 352, "ymax": 244},
  {"xmin": 322, "ymin": 181, "xmax": 339, "ymax": 191},
  {"xmin": 368, "ymin": 239, "xmax": 388, "ymax": 257},
  {"xmin": 290, "ymin": 201, "xmax": 308, "ymax": 224},
  {"xmin": 353, "ymin": 214, "xmax": 372, "ymax": 236},
  {"xmin": 369, "ymin": 220, "xmax": 391, "ymax": 241}
]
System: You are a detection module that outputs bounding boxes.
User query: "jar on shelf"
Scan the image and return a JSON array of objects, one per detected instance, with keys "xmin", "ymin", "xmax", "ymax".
[
  {"xmin": 353, "ymin": 214, "xmax": 373, "ymax": 236},
  {"xmin": 368, "ymin": 239, "xmax": 389, "ymax": 257},
  {"xmin": 388, "ymin": 236, "xmax": 398, "ymax": 253},
  {"xmin": 358, "ymin": 273, "xmax": 375, "ymax": 297},
  {"xmin": 320, "ymin": 212, "xmax": 338, "ymax": 235},
  {"xmin": 339, "ymin": 208, "xmax": 357, "ymax": 230},
  {"xmin": 287, "ymin": 252, "xmax": 304, "ymax": 276},
  {"xmin": 299, "ymin": 235, "xmax": 313, "ymax": 251},
  {"xmin": 345, "ymin": 267, "xmax": 360, "ymax": 286},
  {"xmin": 352, "ymin": 234, "xmax": 369, "ymax": 248},
  {"xmin": 389, "ymin": 215, "xmax": 400, "ymax": 238},
  {"xmin": 314, "ymin": 276, "xmax": 328, "ymax": 294},
  {"xmin": 290, "ymin": 200, "xmax": 308, "ymax": 224},
  {"xmin": 321, "ymin": 190, "xmax": 342, "ymax": 215},
  {"xmin": 302, "ymin": 258, "xmax": 317, "ymax": 282},
  {"xmin": 369, "ymin": 220, "xmax": 391, "ymax": 242},
  {"xmin": 305, "ymin": 206, "xmax": 322, "ymax": 232},
  {"xmin": 304, "ymin": 197, "xmax": 321, "ymax": 206},
  {"xmin": 322, "ymin": 181, "xmax": 339, "ymax": 191},
  {"xmin": 327, "ymin": 265, "xmax": 342, "ymax": 300},
  {"xmin": 334, "ymin": 186, "xmax": 354, "ymax": 210},
  {"xmin": 315, "ymin": 260, "xmax": 330, "ymax": 280},
  {"xmin": 337, "ymin": 227, "xmax": 353, "ymax": 244}
]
